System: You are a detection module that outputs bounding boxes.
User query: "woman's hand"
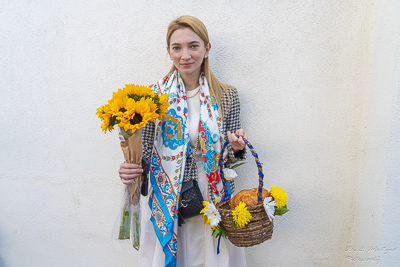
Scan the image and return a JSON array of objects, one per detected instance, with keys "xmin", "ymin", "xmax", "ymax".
[
  {"xmin": 119, "ymin": 163, "xmax": 143, "ymax": 185},
  {"xmin": 227, "ymin": 129, "xmax": 248, "ymax": 153}
]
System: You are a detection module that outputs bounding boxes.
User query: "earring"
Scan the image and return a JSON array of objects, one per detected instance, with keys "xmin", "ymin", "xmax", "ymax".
[{"xmin": 205, "ymin": 55, "xmax": 208, "ymax": 58}]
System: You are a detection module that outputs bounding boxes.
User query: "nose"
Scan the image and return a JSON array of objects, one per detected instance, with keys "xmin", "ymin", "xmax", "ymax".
[{"xmin": 181, "ymin": 48, "xmax": 191, "ymax": 60}]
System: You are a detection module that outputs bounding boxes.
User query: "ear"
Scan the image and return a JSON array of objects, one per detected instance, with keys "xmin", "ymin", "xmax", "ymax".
[
  {"xmin": 205, "ymin": 43, "xmax": 211, "ymax": 57},
  {"xmin": 167, "ymin": 45, "xmax": 171, "ymax": 57}
]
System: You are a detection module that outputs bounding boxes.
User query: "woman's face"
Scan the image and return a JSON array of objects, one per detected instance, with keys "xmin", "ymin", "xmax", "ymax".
[{"xmin": 167, "ymin": 27, "xmax": 210, "ymax": 80}]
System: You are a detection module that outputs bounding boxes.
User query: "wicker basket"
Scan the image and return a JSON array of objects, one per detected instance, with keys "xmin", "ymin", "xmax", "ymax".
[{"xmin": 216, "ymin": 137, "xmax": 273, "ymax": 247}]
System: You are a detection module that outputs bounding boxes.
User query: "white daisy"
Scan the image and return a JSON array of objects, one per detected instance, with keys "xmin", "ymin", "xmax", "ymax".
[
  {"xmin": 204, "ymin": 201, "xmax": 221, "ymax": 227},
  {"xmin": 263, "ymin": 196, "xmax": 277, "ymax": 222}
]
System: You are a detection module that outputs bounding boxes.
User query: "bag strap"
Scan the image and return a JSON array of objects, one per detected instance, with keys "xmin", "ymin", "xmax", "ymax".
[{"xmin": 187, "ymin": 135, "xmax": 200, "ymax": 178}]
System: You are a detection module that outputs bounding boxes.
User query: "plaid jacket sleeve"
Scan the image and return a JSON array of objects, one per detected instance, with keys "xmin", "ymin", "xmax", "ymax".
[
  {"xmin": 221, "ymin": 88, "xmax": 247, "ymax": 164},
  {"xmin": 141, "ymin": 122, "xmax": 155, "ymax": 163}
]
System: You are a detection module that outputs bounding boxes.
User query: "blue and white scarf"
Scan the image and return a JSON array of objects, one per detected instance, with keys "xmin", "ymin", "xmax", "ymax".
[{"xmin": 149, "ymin": 69, "xmax": 224, "ymax": 266}]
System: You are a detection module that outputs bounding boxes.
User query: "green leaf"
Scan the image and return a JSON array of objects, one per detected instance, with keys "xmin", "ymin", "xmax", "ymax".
[
  {"xmin": 219, "ymin": 226, "xmax": 227, "ymax": 238},
  {"xmin": 230, "ymin": 162, "xmax": 246, "ymax": 169},
  {"xmin": 109, "ymin": 116, "xmax": 118, "ymax": 126},
  {"xmin": 274, "ymin": 205, "xmax": 290, "ymax": 216},
  {"xmin": 211, "ymin": 225, "xmax": 227, "ymax": 238},
  {"xmin": 231, "ymin": 218, "xmax": 238, "ymax": 228}
]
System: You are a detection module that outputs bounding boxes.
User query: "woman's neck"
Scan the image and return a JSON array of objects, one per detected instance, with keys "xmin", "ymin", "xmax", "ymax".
[
  {"xmin": 184, "ymin": 81, "xmax": 200, "ymax": 91},
  {"xmin": 180, "ymin": 71, "xmax": 201, "ymax": 91}
]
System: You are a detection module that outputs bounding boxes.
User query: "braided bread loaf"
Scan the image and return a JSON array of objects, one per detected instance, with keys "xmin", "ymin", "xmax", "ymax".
[{"xmin": 230, "ymin": 188, "xmax": 270, "ymax": 208}]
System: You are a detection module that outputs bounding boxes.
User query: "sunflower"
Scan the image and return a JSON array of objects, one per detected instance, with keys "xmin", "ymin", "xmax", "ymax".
[
  {"xmin": 156, "ymin": 93, "xmax": 169, "ymax": 120},
  {"xmin": 97, "ymin": 104, "xmax": 116, "ymax": 133},
  {"xmin": 111, "ymin": 88, "xmax": 128, "ymax": 102},
  {"xmin": 118, "ymin": 97, "xmax": 158, "ymax": 133},
  {"xmin": 96, "ymin": 105, "xmax": 105, "ymax": 119},
  {"xmin": 232, "ymin": 202, "xmax": 252, "ymax": 228},
  {"xmin": 108, "ymin": 93, "xmax": 128, "ymax": 118},
  {"xmin": 100, "ymin": 117, "xmax": 114, "ymax": 133},
  {"xmin": 97, "ymin": 83, "xmax": 169, "ymax": 134},
  {"xmin": 269, "ymin": 186, "xmax": 287, "ymax": 208},
  {"xmin": 125, "ymin": 84, "xmax": 155, "ymax": 100}
]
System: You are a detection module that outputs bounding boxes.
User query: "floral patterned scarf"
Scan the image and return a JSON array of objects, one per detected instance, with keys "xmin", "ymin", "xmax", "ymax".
[{"xmin": 149, "ymin": 69, "xmax": 224, "ymax": 266}]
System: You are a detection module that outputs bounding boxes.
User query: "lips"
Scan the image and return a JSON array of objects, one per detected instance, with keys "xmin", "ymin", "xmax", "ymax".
[{"xmin": 180, "ymin": 63, "xmax": 193, "ymax": 67}]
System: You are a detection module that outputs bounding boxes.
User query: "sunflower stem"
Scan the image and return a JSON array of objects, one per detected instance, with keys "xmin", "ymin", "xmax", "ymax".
[{"xmin": 122, "ymin": 128, "xmax": 131, "ymax": 140}]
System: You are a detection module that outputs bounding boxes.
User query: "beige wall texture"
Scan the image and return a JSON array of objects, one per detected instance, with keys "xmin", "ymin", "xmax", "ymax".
[{"xmin": 1, "ymin": 0, "xmax": 399, "ymax": 266}]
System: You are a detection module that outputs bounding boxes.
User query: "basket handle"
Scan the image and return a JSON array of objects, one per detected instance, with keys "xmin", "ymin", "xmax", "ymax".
[{"xmin": 218, "ymin": 136, "xmax": 264, "ymax": 202}]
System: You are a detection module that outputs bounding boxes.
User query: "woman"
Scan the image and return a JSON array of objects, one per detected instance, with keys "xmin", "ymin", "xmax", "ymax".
[{"xmin": 119, "ymin": 15, "xmax": 248, "ymax": 267}]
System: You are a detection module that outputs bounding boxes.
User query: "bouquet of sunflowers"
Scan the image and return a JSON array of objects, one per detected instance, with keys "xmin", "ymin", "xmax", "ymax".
[
  {"xmin": 201, "ymin": 138, "xmax": 289, "ymax": 249},
  {"xmin": 97, "ymin": 84, "xmax": 168, "ymax": 249}
]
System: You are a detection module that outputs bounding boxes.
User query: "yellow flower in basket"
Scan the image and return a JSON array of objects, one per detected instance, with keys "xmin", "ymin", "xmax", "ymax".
[
  {"xmin": 269, "ymin": 186, "xmax": 287, "ymax": 208},
  {"xmin": 232, "ymin": 202, "xmax": 252, "ymax": 228}
]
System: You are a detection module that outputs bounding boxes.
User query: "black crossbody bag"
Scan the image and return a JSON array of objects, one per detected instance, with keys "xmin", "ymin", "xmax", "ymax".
[{"xmin": 178, "ymin": 136, "xmax": 204, "ymax": 226}]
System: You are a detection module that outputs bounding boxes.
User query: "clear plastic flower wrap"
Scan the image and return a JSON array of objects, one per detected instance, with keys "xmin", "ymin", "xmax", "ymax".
[{"xmin": 116, "ymin": 182, "xmax": 141, "ymax": 249}]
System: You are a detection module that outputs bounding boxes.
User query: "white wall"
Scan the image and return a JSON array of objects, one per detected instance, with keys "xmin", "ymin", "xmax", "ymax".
[
  {"xmin": 378, "ymin": 64, "xmax": 400, "ymax": 267},
  {"xmin": 347, "ymin": 1, "xmax": 400, "ymax": 266},
  {"xmin": 1, "ymin": 1, "xmax": 399, "ymax": 266}
]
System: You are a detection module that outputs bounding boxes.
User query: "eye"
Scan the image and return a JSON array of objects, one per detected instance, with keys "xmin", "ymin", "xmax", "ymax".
[
  {"xmin": 171, "ymin": 46, "xmax": 180, "ymax": 51},
  {"xmin": 190, "ymin": 44, "xmax": 199, "ymax": 48}
]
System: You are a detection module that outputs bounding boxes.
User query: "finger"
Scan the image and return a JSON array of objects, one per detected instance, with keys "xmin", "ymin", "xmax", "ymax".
[
  {"xmin": 120, "ymin": 162, "xmax": 142, "ymax": 169},
  {"xmin": 238, "ymin": 136, "xmax": 245, "ymax": 148},
  {"xmin": 235, "ymin": 129, "xmax": 244, "ymax": 136},
  {"xmin": 119, "ymin": 163, "xmax": 142, "ymax": 170},
  {"xmin": 227, "ymin": 131, "xmax": 231, "ymax": 140},
  {"xmin": 236, "ymin": 129, "xmax": 248, "ymax": 141},
  {"xmin": 120, "ymin": 172, "xmax": 141, "ymax": 179},
  {"xmin": 119, "ymin": 169, "xmax": 143, "ymax": 177},
  {"xmin": 119, "ymin": 167, "xmax": 142, "ymax": 173},
  {"xmin": 227, "ymin": 131, "xmax": 232, "ymax": 143},
  {"xmin": 121, "ymin": 177, "xmax": 139, "ymax": 185},
  {"xmin": 121, "ymin": 178, "xmax": 131, "ymax": 184},
  {"xmin": 228, "ymin": 131, "xmax": 238, "ymax": 143}
]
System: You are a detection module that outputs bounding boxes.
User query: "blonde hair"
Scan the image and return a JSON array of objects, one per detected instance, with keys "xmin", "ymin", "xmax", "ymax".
[{"xmin": 166, "ymin": 15, "xmax": 238, "ymax": 117}]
